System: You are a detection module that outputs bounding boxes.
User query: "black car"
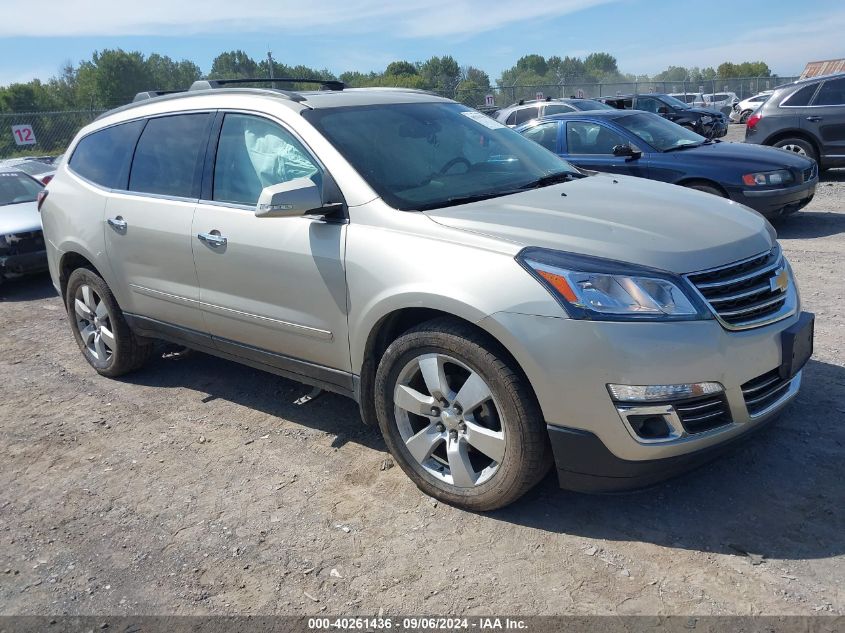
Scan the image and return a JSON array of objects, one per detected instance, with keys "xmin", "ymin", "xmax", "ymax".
[
  {"xmin": 516, "ymin": 110, "xmax": 817, "ymax": 218},
  {"xmin": 493, "ymin": 97, "xmax": 615, "ymax": 126},
  {"xmin": 744, "ymin": 72, "xmax": 845, "ymax": 170},
  {"xmin": 598, "ymin": 93, "xmax": 728, "ymax": 139}
]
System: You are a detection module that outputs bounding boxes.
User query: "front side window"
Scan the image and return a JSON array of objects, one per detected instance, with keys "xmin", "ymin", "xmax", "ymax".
[
  {"xmin": 302, "ymin": 102, "xmax": 578, "ymax": 211},
  {"xmin": 637, "ymin": 97, "xmax": 662, "ymax": 113},
  {"xmin": 813, "ymin": 78, "xmax": 845, "ymax": 106},
  {"xmin": 69, "ymin": 120, "xmax": 145, "ymax": 189},
  {"xmin": 616, "ymin": 113, "xmax": 704, "ymax": 151},
  {"xmin": 213, "ymin": 114, "xmax": 320, "ymax": 206},
  {"xmin": 129, "ymin": 114, "xmax": 211, "ymax": 198},
  {"xmin": 565, "ymin": 121, "xmax": 626, "ymax": 154},
  {"xmin": 521, "ymin": 122, "xmax": 559, "ymax": 152},
  {"xmin": 0, "ymin": 171, "xmax": 43, "ymax": 205},
  {"xmin": 657, "ymin": 94, "xmax": 690, "ymax": 109}
]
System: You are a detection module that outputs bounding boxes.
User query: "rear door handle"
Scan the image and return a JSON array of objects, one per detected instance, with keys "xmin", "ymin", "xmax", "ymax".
[
  {"xmin": 107, "ymin": 216, "xmax": 127, "ymax": 230},
  {"xmin": 806, "ymin": 116, "xmax": 822, "ymax": 122},
  {"xmin": 197, "ymin": 231, "xmax": 227, "ymax": 247}
]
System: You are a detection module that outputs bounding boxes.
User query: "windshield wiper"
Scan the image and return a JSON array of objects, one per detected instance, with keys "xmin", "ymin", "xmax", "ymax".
[
  {"xmin": 519, "ymin": 171, "xmax": 585, "ymax": 189},
  {"xmin": 663, "ymin": 142, "xmax": 704, "ymax": 153},
  {"xmin": 418, "ymin": 191, "xmax": 522, "ymax": 210}
]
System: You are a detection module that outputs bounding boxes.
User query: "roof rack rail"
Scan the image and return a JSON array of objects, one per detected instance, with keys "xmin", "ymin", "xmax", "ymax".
[
  {"xmin": 189, "ymin": 77, "xmax": 345, "ymax": 92},
  {"xmin": 132, "ymin": 90, "xmax": 185, "ymax": 102}
]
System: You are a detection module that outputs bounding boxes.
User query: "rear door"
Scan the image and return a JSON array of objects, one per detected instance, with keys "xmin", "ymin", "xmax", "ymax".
[
  {"xmin": 103, "ymin": 112, "xmax": 213, "ymax": 333},
  {"xmin": 562, "ymin": 120, "xmax": 649, "ymax": 177},
  {"xmin": 804, "ymin": 77, "xmax": 845, "ymax": 159},
  {"xmin": 520, "ymin": 121, "xmax": 561, "ymax": 153}
]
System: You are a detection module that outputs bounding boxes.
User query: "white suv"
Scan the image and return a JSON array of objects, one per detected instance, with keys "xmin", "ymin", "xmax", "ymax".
[{"xmin": 39, "ymin": 78, "xmax": 813, "ymax": 510}]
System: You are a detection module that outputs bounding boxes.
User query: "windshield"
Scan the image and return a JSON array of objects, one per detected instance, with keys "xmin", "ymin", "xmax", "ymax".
[
  {"xmin": 573, "ymin": 99, "xmax": 615, "ymax": 111},
  {"xmin": 616, "ymin": 113, "xmax": 706, "ymax": 151},
  {"xmin": 302, "ymin": 102, "xmax": 580, "ymax": 211},
  {"xmin": 0, "ymin": 171, "xmax": 43, "ymax": 206},
  {"xmin": 658, "ymin": 94, "xmax": 691, "ymax": 109},
  {"xmin": 11, "ymin": 161, "xmax": 52, "ymax": 177}
]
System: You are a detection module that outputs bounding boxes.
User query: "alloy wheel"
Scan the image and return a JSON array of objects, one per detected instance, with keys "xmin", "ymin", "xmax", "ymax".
[
  {"xmin": 393, "ymin": 353, "xmax": 506, "ymax": 488},
  {"xmin": 780, "ymin": 143, "xmax": 807, "ymax": 157},
  {"xmin": 74, "ymin": 284, "xmax": 115, "ymax": 362}
]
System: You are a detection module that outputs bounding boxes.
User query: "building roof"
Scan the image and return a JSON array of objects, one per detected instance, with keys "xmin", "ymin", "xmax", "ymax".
[{"xmin": 801, "ymin": 59, "xmax": 845, "ymax": 79}]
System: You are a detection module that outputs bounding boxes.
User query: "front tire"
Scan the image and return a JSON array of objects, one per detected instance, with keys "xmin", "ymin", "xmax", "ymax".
[
  {"xmin": 374, "ymin": 318, "xmax": 551, "ymax": 511},
  {"xmin": 683, "ymin": 182, "xmax": 725, "ymax": 197},
  {"xmin": 65, "ymin": 267, "xmax": 154, "ymax": 377}
]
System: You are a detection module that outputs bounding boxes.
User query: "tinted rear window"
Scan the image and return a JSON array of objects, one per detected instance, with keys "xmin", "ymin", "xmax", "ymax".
[
  {"xmin": 512, "ymin": 106, "xmax": 540, "ymax": 125},
  {"xmin": 814, "ymin": 77, "xmax": 845, "ymax": 106},
  {"xmin": 128, "ymin": 114, "xmax": 211, "ymax": 198},
  {"xmin": 69, "ymin": 120, "xmax": 144, "ymax": 189},
  {"xmin": 782, "ymin": 84, "xmax": 819, "ymax": 107}
]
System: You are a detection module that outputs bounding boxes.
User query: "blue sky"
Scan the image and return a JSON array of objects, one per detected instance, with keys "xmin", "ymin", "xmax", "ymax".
[{"xmin": 1, "ymin": 0, "xmax": 843, "ymax": 86}]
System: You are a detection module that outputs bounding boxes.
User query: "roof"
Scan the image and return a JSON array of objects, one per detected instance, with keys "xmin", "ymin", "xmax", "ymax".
[
  {"xmin": 514, "ymin": 110, "xmax": 631, "ymax": 128},
  {"xmin": 775, "ymin": 71, "xmax": 845, "ymax": 90},
  {"xmin": 98, "ymin": 84, "xmax": 449, "ymax": 121},
  {"xmin": 801, "ymin": 59, "xmax": 845, "ymax": 79}
]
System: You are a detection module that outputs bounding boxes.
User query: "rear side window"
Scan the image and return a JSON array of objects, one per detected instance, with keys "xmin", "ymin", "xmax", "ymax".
[
  {"xmin": 543, "ymin": 104, "xmax": 575, "ymax": 116},
  {"xmin": 512, "ymin": 107, "xmax": 540, "ymax": 125},
  {"xmin": 69, "ymin": 120, "xmax": 144, "ymax": 189},
  {"xmin": 782, "ymin": 84, "xmax": 819, "ymax": 107},
  {"xmin": 813, "ymin": 78, "xmax": 845, "ymax": 106},
  {"xmin": 129, "ymin": 114, "xmax": 211, "ymax": 198}
]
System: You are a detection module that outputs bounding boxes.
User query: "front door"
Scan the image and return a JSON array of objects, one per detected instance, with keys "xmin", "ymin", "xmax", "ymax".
[
  {"xmin": 191, "ymin": 112, "xmax": 351, "ymax": 383},
  {"xmin": 563, "ymin": 120, "xmax": 649, "ymax": 178},
  {"xmin": 804, "ymin": 76, "xmax": 845, "ymax": 159},
  {"xmin": 103, "ymin": 112, "xmax": 213, "ymax": 332}
]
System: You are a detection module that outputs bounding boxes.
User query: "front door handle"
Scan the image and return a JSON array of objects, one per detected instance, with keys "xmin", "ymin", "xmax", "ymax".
[
  {"xmin": 107, "ymin": 216, "xmax": 127, "ymax": 230},
  {"xmin": 806, "ymin": 115, "xmax": 822, "ymax": 122},
  {"xmin": 197, "ymin": 231, "xmax": 227, "ymax": 248}
]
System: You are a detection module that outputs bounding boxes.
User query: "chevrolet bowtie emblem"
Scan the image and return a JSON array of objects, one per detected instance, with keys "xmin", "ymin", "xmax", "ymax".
[{"xmin": 770, "ymin": 268, "xmax": 789, "ymax": 293}]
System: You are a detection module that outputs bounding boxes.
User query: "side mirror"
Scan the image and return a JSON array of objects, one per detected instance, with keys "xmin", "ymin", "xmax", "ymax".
[
  {"xmin": 612, "ymin": 144, "xmax": 641, "ymax": 159},
  {"xmin": 657, "ymin": 106, "xmax": 669, "ymax": 115},
  {"xmin": 255, "ymin": 178, "xmax": 323, "ymax": 218}
]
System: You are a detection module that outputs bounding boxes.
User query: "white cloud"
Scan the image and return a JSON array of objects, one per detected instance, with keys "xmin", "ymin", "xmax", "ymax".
[
  {"xmin": 0, "ymin": 0, "xmax": 618, "ymax": 38},
  {"xmin": 622, "ymin": 10, "xmax": 845, "ymax": 75}
]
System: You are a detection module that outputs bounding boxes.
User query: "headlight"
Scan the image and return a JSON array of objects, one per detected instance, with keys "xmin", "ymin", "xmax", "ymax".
[
  {"xmin": 742, "ymin": 169, "xmax": 795, "ymax": 186},
  {"xmin": 517, "ymin": 248, "xmax": 712, "ymax": 321}
]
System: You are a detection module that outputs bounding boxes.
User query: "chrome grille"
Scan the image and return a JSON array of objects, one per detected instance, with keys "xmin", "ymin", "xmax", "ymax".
[
  {"xmin": 686, "ymin": 247, "xmax": 794, "ymax": 329},
  {"xmin": 742, "ymin": 369, "xmax": 792, "ymax": 416},
  {"xmin": 673, "ymin": 394, "xmax": 732, "ymax": 434},
  {"xmin": 803, "ymin": 163, "xmax": 817, "ymax": 182}
]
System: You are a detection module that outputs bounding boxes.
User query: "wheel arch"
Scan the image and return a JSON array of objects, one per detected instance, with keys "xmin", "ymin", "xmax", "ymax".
[
  {"xmin": 674, "ymin": 178, "xmax": 730, "ymax": 198},
  {"xmin": 763, "ymin": 129, "xmax": 820, "ymax": 156},
  {"xmin": 356, "ymin": 305, "xmax": 537, "ymax": 427},
  {"xmin": 58, "ymin": 249, "xmax": 106, "ymax": 301}
]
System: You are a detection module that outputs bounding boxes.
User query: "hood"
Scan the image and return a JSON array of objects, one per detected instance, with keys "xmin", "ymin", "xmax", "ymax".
[
  {"xmin": 0, "ymin": 201, "xmax": 42, "ymax": 235},
  {"xmin": 687, "ymin": 107, "xmax": 724, "ymax": 117},
  {"xmin": 424, "ymin": 173, "xmax": 774, "ymax": 274},
  {"xmin": 676, "ymin": 141, "xmax": 814, "ymax": 171}
]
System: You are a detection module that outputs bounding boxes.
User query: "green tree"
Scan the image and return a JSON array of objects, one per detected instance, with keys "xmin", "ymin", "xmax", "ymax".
[
  {"xmin": 209, "ymin": 50, "xmax": 259, "ymax": 79},
  {"xmin": 419, "ymin": 55, "xmax": 461, "ymax": 95},
  {"xmin": 515, "ymin": 54, "xmax": 548, "ymax": 77},
  {"xmin": 146, "ymin": 54, "xmax": 201, "ymax": 90},
  {"xmin": 385, "ymin": 61, "xmax": 418, "ymax": 77},
  {"xmin": 75, "ymin": 49, "xmax": 152, "ymax": 107},
  {"xmin": 584, "ymin": 52, "xmax": 618, "ymax": 78}
]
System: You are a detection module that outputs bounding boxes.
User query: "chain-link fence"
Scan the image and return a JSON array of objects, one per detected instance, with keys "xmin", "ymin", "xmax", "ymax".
[
  {"xmin": 456, "ymin": 76, "xmax": 800, "ymax": 111},
  {"xmin": 0, "ymin": 76, "xmax": 798, "ymax": 159},
  {"xmin": 0, "ymin": 110, "xmax": 105, "ymax": 161}
]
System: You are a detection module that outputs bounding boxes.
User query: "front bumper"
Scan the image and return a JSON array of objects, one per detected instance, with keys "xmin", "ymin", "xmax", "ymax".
[
  {"xmin": 701, "ymin": 119, "xmax": 728, "ymax": 138},
  {"xmin": 0, "ymin": 249, "xmax": 48, "ymax": 277},
  {"xmin": 478, "ymin": 309, "xmax": 807, "ymax": 490},
  {"xmin": 732, "ymin": 178, "xmax": 818, "ymax": 217}
]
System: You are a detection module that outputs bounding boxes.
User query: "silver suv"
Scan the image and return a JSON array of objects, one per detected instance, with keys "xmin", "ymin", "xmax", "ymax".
[{"xmin": 40, "ymin": 79, "xmax": 814, "ymax": 510}]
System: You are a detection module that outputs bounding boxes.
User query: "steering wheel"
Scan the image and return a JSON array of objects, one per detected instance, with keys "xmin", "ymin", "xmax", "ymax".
[{"xmin": 438, "ymin": 157, "xmax": 471, "ymax": 175}]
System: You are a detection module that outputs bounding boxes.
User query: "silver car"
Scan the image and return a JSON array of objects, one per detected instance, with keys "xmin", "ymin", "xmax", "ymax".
[
  {"xmin": 40, "ymin": 80, "xmax": 814, "ymax": 510},
  {"xmin": 1, "ymin": 170, "xmax": 48, "ymax": 283}
]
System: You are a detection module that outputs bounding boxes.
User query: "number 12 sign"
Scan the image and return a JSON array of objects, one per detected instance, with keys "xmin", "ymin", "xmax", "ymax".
[{"xmin": 12, "ymin": 124, "xmax": 36, "ymax": 146}]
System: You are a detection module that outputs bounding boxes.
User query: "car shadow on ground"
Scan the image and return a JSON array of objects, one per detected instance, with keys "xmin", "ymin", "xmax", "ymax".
[
  {"xmin": 490, "ymin": 357, "xmax": 845, "ymax": 561},
  {"xmin": 819, "ymin": 168, "xmax": 845, "ymax": 183},
  {"xmin": 774, "ymin": 209, "xmax": 845, "ymax": 239},
  {"xmin": 125, "ymin": 348, "xmax": 386, "ymax": 452},
  {"xmin": 0, "ymin": 272, "xmax": 56, "ymax": 302}
]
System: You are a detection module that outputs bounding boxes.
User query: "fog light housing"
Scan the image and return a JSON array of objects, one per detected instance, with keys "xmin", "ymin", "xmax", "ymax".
[
  {"xmin": 607, "ymin": 382, "xmax": 723, "ymax": 402},
  {"xmin": 627, "ymin": 414, "xmax": 672, "ymax": 440}
]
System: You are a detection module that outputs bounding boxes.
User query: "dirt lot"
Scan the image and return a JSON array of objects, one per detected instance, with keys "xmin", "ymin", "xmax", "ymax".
[{"xmin": 1, "ymin": 127, "xmax": 844, "ymax": 617}]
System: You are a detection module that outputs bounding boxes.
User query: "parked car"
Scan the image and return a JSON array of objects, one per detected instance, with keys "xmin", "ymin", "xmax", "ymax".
[
  {"xmin": 745, "ymin": 72, "xmax": 845, "ymax": 170},
  {"xmin": 493, "ymin": 97, "xmax": 614, "ymax": 126},
  {"xmin": 40, "ymin": 79, "xmax": 813, "ymax": 510},
  {"xmin": 598, "ymin": 93, "xmax": 728, "ymax": 138},
  {"xmin": 730, "ymin": 92, "xmax": 773, "ymax": 124},
  {"xmin": 516, "ymin": 110, "xmax": 817, "ymax": 218},
  {"xmin": 0, "ymin": 158, "xmax": 57, "ymax": 184},
  {"xmin": 668, "ymin": 92, "xmax": 706, "ymax": 107},
  {"xmin": 702, "ymin": 92, "xmax": 739, "ymax": 115},
  {"xmin": 0, "ymin": 170, "xmax": 48, "ymax": 283}
]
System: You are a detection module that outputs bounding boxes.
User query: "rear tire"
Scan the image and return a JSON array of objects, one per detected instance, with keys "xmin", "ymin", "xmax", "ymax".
[
  {"xmin": 773, "ymin": 137, "xmax": 818, "ymax": 163},
  {"xmin": 374, "ymin": 318, "xmax": 552, "ymax": 511},
  {"xmin": 65, "ymin": 267, "xmax": 154, "ymax": 377}
]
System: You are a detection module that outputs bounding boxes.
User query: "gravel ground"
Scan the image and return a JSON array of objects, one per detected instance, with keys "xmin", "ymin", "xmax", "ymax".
[{"xmin": 1, "ymin": 128, "xmax": 843, "ymax": 617}]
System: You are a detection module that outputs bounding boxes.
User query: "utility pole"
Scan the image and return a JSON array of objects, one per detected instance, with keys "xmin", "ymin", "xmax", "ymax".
[{"xmin": 267, "ymin": 49, "xmax": 275, "ymax": 89}]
